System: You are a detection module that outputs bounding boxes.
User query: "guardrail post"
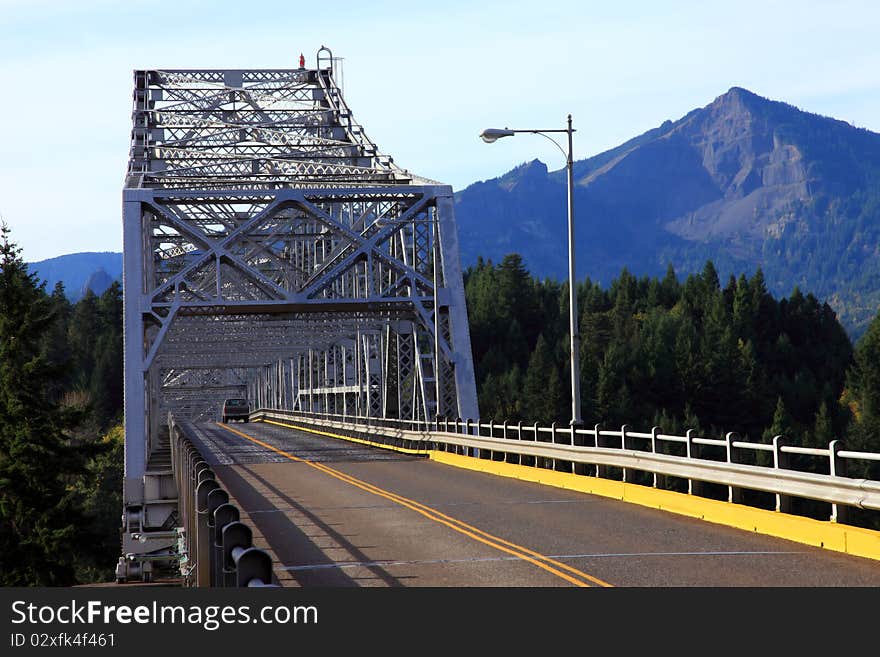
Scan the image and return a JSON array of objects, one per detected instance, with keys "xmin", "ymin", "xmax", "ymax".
[
  {"xmin": 195, "ymin": 477, "xmax": 219, "ymax": 587},
  {"xmin": 621, "ymin": 425, "xmax": 630, "ymax": 482},
  {"xmin": 467, "ymin": 418, "xmax": 479, "ymax": 457},
  {"xmin": 573, "ymin": 424, "xmax": 587, "ymax": 476},
  {"xmin": 651, "ymin": 427, "xmax": 666, "ymax": 489},
  {"xmin": 596, "ymin": 424, "xmax": 608, "ymax": 479},
  {"xmin": 206, "ymin": 488, "xmax": 230, "ymax": 585},
  {"xmin": 503, "ymin": 420, "xmax": 508, "ymax": 440},
  {"xmin": 213, "ymin": 503, "xmax": 240, "ymax": 587},
  {"xmin": 187, "ymin": 455, "xmax": 204, "ymax": 568},
  {"xmin": 534, "ymin": 422, "xmax": 542, "ymax": 468},
  {"xmin": 772, "ymin": 435, "xmax": 792, "ymax": 513},
  {"xmin": 221, "ymin": 521, "xmax": 252, "ymax": 587},
  {"xmin": 517, "ymin": 421, "xmax": 523, "ymax": 465},
  {"xmin": 235, "ymin": 547, "xmax": 275, "ymax": 587},
  {"xmin": 829, "ymin": 440, "xmax": 848, "ymax": 524},
  {"xmin": 686, "ymin": 429, "xmax": 704, "ymax": 497},
  {"xmin": 726, "ymin": 432, "xmax": 743, "ymax": 504},
  {"xmin": 550, "ymin": 422, "xmax": 558, "ymax": 471}
]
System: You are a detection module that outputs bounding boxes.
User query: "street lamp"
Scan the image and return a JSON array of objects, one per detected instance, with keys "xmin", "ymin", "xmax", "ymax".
[{"xmin": 479, "ymin": 115, "xmax": 582, "ymax": 428}]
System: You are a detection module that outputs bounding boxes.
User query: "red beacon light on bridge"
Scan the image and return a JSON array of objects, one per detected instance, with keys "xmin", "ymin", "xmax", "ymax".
[{"xmin": 299, "ymin": 53, "xmax": 305, "ymax": 69}]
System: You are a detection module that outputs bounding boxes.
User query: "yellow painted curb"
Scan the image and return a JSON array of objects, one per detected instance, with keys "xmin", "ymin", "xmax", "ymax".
[{"xmin": 430, "ymin": 451, "xmax": 880, "ymax": 562}]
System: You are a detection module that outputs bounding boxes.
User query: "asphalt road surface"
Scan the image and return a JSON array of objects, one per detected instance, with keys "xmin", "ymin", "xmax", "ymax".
[{"xmin": 187, "ymin": 420, "xmax": 880, "ymax": 587}]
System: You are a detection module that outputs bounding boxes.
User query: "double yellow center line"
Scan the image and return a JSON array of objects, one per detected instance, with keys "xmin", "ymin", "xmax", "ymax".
[{"xmin": 217, "ymin": 421, "xmax": 613, "ymax": 588}]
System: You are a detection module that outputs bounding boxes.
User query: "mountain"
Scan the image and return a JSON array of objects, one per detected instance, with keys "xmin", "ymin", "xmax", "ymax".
[
  {"xmin": 81, "ymin": 268, "xmax": 116, "ymax": 298},
  {"xmin": 454, "ymin": 87, "xmax": 880, "ymax": 337},
  {"xmin": 28, "ymin": 252, "xmax": 122, "ymax": 301}
]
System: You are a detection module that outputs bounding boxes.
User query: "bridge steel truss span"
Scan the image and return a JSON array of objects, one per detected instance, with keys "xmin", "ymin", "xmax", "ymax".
[{"xmin": 119, "ymin": 52, "xmax": 479, "ymax": 581}]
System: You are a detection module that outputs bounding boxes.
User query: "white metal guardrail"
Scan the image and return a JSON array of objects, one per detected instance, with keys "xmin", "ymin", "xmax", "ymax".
[{"xmin": 253, "ymin": 409, "xmax": 880, "ymax": 523}]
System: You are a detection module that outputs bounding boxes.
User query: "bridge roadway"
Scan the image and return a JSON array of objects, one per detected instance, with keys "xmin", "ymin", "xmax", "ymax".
[{"xmin": 187, "ymin": 420, "xmax": 880, "ymax": 587}]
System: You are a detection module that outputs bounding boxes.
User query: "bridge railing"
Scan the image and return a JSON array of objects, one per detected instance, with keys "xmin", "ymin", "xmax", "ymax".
[
  {"xmin": 170, "ymin": 416, "xmax": 276, "ymax": 587},
  {"xmin": 252, "ymin": 408, "xmax": 880, "ymax": 525}
]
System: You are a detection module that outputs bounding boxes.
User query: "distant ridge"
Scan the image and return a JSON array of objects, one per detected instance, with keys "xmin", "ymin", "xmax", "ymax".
[
  {"xmin": 454, "ymin": 87, "xmax": 880, "ymax": 337},
  {"xmin": 28, "ymin": 252, "xmax": 122, "ymax": 301}
]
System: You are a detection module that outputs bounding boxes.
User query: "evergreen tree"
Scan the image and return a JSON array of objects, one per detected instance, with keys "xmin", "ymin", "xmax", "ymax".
[
  {"xmin": 844, "ymin": 311, "xmax": 880, "ymax": 478},
  {"xmin": 41, "ymin": 282, "xmax": 72, "ymax": 401},
  {"xmin": 732, "ymin": 274, "xmax": 754, "ymax": 342},
  {"xmin": 596, "ymin": 342, "xmax": 631, "ymax": 425},
  {"xmin": 811, "ymin": 400, "xmax": 834, "ymax": 448},
  {"xmin": 90, "ymin": 283, "xmax": 123, "ymax": 428},
  {"xmin": 523, "ymin": 334, "xmax": 563, "ymax": 423},
  {"xmin": 850, "ymin": 311, "xmax": 880, "ymax": 428},
  {"xmin": 659, "ymin": 263, "xmax": 680, "ymax": 308},
  {"xmin": 762, "ymin": 396, "xmax": 792, "ymax": 442},
  {"xmin": 68, "ymin": 289, "xmax": 100, "ymax": 391},
  {"xmin": 0, "ymin": 225, "xmax": 94, "ymax": 585},
  {"xmin": 72, "ymin": 424, "xmax": 123, "ymax": 583}
]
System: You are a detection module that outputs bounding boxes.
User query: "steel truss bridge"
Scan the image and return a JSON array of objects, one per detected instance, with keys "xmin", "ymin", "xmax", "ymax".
[
  {"xmin": 120, "ymin": 49, "xmax": 478, "ymax": 580},
  {"xmin": 119, "ymin": 50, "xmax": 880, "ymax": 585}
]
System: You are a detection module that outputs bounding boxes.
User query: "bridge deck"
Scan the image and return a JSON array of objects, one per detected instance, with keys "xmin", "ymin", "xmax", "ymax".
[{"xmin": 187, "ymin": 421, "xmax": 880, "ymax": 587}]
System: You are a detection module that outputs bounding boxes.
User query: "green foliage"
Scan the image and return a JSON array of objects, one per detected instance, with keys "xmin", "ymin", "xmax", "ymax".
[
  {"xmin": 0, "ymin": 225, "xmax": 100, "ymax": 585},
  {"xmin": 465, "ymin": 254, "xmax": 877, "ymax": 457},
  {"xmin": 0, "ymin": 225, "xmax": 124, "ymax": 585},
  {"xmin": 72, "ymin": 424, "xmax": 123, "ymax": 583},
  {"xmin": 844, "ymin": 313, "xmax": 880, "ymax": 479}
]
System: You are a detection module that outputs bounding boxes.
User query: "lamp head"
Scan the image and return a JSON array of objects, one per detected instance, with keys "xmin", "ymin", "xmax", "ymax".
[{"xmin": 479, "ymin": 128, "xmax": 514, "ymax": 143}]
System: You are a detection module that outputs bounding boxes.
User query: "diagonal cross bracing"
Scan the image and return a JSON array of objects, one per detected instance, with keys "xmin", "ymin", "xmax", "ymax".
[{"xmin": 121, "ymin": 52, "xmax": 478, "ymax": 571}]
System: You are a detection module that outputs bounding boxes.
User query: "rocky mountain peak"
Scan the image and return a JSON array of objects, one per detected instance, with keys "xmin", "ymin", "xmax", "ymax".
[
  {"xmin": 454, "ymin": 87, "xmax": 880, "ymax": 335},
  {"xmin": 499, "ymin": 159, "xmax": 550, "ymax": 191}
]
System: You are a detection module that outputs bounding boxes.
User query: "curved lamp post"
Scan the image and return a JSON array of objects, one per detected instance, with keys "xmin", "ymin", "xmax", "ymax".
[{"xmin": 479, "ymin": 116, "xmax": 581, "ymax": 428}]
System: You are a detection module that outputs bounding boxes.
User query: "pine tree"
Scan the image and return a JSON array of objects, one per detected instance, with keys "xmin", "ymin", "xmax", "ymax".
[
  {"xmin": 850, "ymin": 311, "xmax": 880, "ymax": 428},
  {"xmin": 90, "ymin": 283, "xmax": 123, "ymax": 428},
  {"xmin": 596, "ymin": 342, "xmax": 631, "ymax": 425},
  {"xmin": 659, "ymin": 263, "xmax": 680, "ymax": 308},
  {"xmin": 731, "ymin": 274, "xmax": 754, "ymax": 342},
  {"xmin": 41, "ymin": 282, "xmax": 72, "ymax": 401},
  {"xmin": 844, "ymin": 310, "xmax": 880, "ymax": 478},
  {"xmin": 701, "ymin": 260, "xmax": 720, "ymax": 294},
  {"xmin": 68, "ymin": 290, "xmax": 100, "ymax": 391},
  {"xmin": 0, "ymin": 224, "xmax": 94, "ymax": 585},
  {"xmin": 523, "ymin": 334, "xmax": 562, "ymax": 424},
  {"xmin": 762, "ymin": 396, "xmax": 792, "ymax": 443},
  {"xmin": 811, "ymin": 400, "xmax": 834, "ymax": 448}
]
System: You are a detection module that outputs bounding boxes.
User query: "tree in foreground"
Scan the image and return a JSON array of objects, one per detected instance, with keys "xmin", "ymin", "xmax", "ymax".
[{"xmin": 0, "ymin": 224, "xmax": 96, "ymax": 585}]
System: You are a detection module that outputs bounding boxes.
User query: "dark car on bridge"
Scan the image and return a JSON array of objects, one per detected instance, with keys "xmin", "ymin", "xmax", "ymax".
[{"xmin": 221, "ymin": 398, "xmax": 250, "ymax": 423}]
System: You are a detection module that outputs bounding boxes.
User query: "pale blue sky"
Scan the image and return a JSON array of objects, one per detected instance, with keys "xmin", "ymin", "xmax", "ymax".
[{"xmin": 2, "ymin": 0, "xmax": 879, "ymax": 260}]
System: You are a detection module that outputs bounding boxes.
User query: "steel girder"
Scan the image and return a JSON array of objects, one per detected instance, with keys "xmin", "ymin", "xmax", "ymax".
[
  {"xmin": 120, "ymin": 55, "xmax": 478, "ymax": 578},
  {"xmin": 126, "ymin": 65, "xmax": 438, "ymax": 190}
]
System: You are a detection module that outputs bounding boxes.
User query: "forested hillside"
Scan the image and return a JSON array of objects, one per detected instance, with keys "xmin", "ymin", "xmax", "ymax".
[{"xmin": 465, "ymin": 254, "xmax": 880, "ymax": 483}]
